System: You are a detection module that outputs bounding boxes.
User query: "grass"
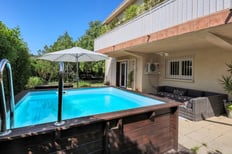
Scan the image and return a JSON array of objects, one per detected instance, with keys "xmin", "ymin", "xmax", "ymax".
[
  {"xmin": 27, "ymin": 80, "xmax": 105, "ymax": 88},
  {"xmin": 71, "ymin": 80, "xmax": 105, "ymax": 88},
  {"xmin": 34, "ymin": 80, "xmax": 105, "ymax": 89},
  {"xmin": 78, "ymin": 80, "xmax": 105, "ymax": 87},
  {"xmin": 190, "ymin": 143, "xmax": 208, "ymax": 154}
]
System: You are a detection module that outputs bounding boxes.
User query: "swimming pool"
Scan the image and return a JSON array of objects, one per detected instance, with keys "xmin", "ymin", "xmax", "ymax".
[
  {"xmin": 0, "ymin": 87, "xmax": 179, "ymax": 153},
  {"xmin": 15, "ymin": 87, "xmax": 164, "ymax": 128}
]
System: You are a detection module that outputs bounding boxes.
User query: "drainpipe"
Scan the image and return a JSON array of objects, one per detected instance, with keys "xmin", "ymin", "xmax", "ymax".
[
  {"xmin": 0, "ymin": 59, "xmax": 15, "ymax": 136},
  {"xmin": 225, "ymin": 8, "xmax": 232, "ymax": 24},
  {"xmin": 54, "ymin": 62, "xmax": 65, "ymax": 126}
]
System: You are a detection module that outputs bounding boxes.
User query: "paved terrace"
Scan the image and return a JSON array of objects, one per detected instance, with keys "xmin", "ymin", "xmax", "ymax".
[{"xmin": 178, "ymin": 116, "xmax": 232, "ymax": 154}]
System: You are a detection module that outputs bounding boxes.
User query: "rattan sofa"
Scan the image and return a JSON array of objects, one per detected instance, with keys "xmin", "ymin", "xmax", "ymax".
[{"xmin": 156, "ymin": 86, "xmax": 228, "ymax": 121}]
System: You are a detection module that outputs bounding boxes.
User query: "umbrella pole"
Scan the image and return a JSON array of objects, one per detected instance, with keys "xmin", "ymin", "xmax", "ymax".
[
  {"xmin": 54, "ymin": 62, "xmax": 65, "ymax": 126},
  {"xmin": 76, "ymin": 60, "xmax": 79, "ymax": 88},
  {"xmin": 66, "ymin": 63, "xmax": 69, "ymax": 82}
]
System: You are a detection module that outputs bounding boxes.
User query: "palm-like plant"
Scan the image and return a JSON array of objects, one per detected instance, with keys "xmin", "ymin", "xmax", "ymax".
[
  {"xmin": 220, "ymin": 63, "xmax": 232, "ymax": 113},
  {"xmin": 221, "ymin": 64, "xmax": 232, "ymax": 95},
  {"xmin": 221, "ymin": 75, "xmax": 232, "ymax": 95}
]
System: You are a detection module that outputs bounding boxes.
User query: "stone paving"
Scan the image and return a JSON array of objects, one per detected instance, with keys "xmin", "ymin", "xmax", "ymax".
[{"xmin": 179, "ymin": 116, "xmax": 232, "ymax": 154}]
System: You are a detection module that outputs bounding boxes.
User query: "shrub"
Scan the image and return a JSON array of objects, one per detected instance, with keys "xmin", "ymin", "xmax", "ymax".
[
  {"xmin": 25, "ymin": 77, "xmax": 44, "ymax": 89},
  {"xmin": 220, "ymin": 63, "xmax": 232, "ymax": 98},
  {"xmin": 124, "ymin": 4, "xmax": 138, "ymax": 21},
  {"xmin": 78, "ymin": 80, "xmax": 91, "ymax": 87}
]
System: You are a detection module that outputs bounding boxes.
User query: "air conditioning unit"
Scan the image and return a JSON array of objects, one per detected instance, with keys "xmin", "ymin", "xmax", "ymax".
[{"xmin": 146, "ymin": 63, "xmax": 159, "ymax": 74}]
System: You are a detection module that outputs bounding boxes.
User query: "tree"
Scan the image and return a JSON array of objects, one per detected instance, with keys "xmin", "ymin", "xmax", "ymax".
[
  {"xmin": 76, "ymin": 21, "xmax": 102, "ymax": 51},
  {"xmin": 76, "ymin": 21, "xmax": 105, "ymax": 79},
  {"xmin": 35, "ymin": 32, "xmax": 75, "ymax": 82},
  {"xmin": 0, "ymin": 21, "xmax": 30, "ymax": 94},
  {"xmin": 38, "ymin": 32, "xmax": 74, "ymax": 54},
  {"xmin": 31, "ymin": 59, "xmax": 58, "ymax": 83},
  {"xmin": 52, "ymin": 32, "xmax": 74, "ymax": 51},
  {"xmin": 36, "ymin": 22, "xmax": 105, "ymax": 82},
  {"xmin": 12, "ymin": 45, "xmax": 31, "ymax": 93}
]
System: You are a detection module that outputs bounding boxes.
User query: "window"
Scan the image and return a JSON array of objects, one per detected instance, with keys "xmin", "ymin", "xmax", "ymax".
[{"xmin": 166, "ymin": 57, "xmax": 193, "ymax": 80}]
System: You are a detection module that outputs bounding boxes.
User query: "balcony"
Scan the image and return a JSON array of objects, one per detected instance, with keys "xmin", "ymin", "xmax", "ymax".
[{"xmin": 95, "ymin": 0, "xmax": 232, "ymax": 51}]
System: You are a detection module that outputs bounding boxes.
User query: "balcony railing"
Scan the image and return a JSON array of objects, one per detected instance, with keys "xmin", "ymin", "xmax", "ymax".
[{"xmin": 95, "ymin": 0, "xmax": 232, "ymax": 51}]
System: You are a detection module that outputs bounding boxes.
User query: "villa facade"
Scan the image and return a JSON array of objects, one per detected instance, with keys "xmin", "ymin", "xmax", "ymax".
[{"xmin": 95, "ymin": 0, "xmax": 232, "ymax": 95}]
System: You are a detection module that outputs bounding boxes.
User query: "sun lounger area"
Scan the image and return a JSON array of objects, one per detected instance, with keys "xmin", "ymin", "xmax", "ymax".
[{"xmin": 156, "ymin": 86, "xmax": 228, "ymax": 121}]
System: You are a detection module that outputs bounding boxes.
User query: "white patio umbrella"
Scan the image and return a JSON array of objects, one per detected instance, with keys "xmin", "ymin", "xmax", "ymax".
[{"xmin": 38, "ymin": 47, "xmax": 108, "ymax": 86}]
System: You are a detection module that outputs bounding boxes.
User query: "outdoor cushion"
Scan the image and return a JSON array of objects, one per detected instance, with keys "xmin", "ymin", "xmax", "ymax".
[
  {"xmin": 157, "ymin": 91, "xmax": 165, "ymax": 96},
  {"xmin": 187, "ymin": 89, "xmax": 203, "ymax": 97},
  {"xmin": 204, "ymin": 92, "xmax": 218, "ymax": 96},
  {"xmin": 173, "ymin": 89, "xmax": 187, "ymax": 96},
  {"xmin": 175, "ymin": 96, "xmax": 192, "ymax": 102},
  {"xmin": 164, "ymin": 86, "xmax": 174, "ymax": 93}
]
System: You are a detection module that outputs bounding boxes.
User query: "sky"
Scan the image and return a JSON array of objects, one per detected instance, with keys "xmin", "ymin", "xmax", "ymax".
[{"xmin": 0, "ymin": 0, "xmax": 123, "ymax": 55}]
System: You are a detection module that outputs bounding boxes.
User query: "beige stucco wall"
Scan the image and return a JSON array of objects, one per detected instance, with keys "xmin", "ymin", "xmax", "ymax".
[
  {"xmin": 105, "ymin": 46, "xmax": 231, "ymax": 96},
  {"xmin": 157, "ymin": 47, "xmax": 231, "ymax": 94},
  {"xmin": 105, "ymin": 55, "xmax": 140, "ymax": 89},
  {"xmin": 130, "ymin": 46, "xmax": 232, "ymax": 94},
  {"xmin": 135, "ymin": 56, "xmax": 143, "ymax": 91},
  {"xmin": 141, "ymin": 54, "xmax": 160, "ymax": 93},
  {"xmin": 105, "ymin": 58, "xmax": 116, "ymax": 85}
]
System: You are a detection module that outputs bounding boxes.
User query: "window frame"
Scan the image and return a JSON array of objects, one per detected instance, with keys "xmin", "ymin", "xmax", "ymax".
[{"xmin": 165, "ymin": 56, "xmax": 193, "ymax": 81}]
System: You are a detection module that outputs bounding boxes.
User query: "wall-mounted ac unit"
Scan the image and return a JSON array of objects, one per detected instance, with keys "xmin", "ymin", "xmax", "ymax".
[{"xmin": 146, "ymin": 63, "xmax": 159, "ymax": 74}]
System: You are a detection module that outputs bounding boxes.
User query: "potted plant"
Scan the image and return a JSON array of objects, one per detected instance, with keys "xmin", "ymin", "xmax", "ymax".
[
  {"xmin": 127, "ymin": 70, "xmax": 134, "ymax": 89},
  {"xmin": 220, "ymin": 63, "xmax": 232, "ymax": 118},
  {"xmin": 224, "ymin": 102, "xmax": 232, "ymax": 118}
]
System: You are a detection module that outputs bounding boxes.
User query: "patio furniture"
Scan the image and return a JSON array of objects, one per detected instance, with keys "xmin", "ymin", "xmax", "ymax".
[{"xmin": 156, "ymin": 86, "xmax": 228, "ymax": 121}]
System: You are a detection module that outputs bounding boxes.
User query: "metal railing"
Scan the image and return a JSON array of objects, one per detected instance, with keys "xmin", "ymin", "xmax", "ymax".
[
  {"xmin": 0, "ymin": 59, "xmax": 15, "ymax": 136},
  {"xmin": 54, "ymin": 62, "xmax": 65, "ymax": 126}
]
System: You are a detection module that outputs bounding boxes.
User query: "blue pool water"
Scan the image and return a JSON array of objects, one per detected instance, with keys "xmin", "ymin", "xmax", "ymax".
[{"xmin": 14, "ymin": 87, "xmax": 165, "ymax": 128}]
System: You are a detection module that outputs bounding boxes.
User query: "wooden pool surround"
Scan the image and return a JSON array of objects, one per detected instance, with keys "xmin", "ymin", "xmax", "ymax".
[{"xmin": 0, "ymin": 88, "xmax": 179, "ymax": 153}]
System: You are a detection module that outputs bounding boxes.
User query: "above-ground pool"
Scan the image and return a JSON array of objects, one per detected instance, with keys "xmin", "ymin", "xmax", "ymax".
[
  {"xmin": 15, "ymin": 87, "xmax": 165, "ymax": 128},
  {"xmin": 0, "ymin": 87, "xmax": 179, "ymax": 153},
  {"xmin": 15, "ymin": 87, "xmax": 164, "ymax": 128}
]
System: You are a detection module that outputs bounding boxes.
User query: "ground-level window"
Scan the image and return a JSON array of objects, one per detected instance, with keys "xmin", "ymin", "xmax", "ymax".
[{"xmin": 166, "ymin": 56, "xmax": 193, "ymax": 80}]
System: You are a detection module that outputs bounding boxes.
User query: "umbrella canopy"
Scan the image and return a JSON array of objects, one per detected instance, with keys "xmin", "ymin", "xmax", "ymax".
[
  {"xmin": 38, "ymin": 47, "xmax": 108, "ymax": 62},
  {"xmin": 38, "ymin": 47, "xmax": 108, "ymax": 86}
]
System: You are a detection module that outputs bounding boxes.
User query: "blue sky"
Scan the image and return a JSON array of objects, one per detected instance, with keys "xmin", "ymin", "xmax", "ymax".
[{"xmin": 0, "ymin": 0, "xmax": 123, "ymax": 54}]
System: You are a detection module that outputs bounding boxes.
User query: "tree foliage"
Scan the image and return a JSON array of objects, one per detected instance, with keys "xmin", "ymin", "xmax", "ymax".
[
  {"xmin": 31, "ymin": 58, "xmax": 58, "ymax": 82},
  {"xmin": 52, "ymin": 32, "xmax": 74, "ymax": 51},
  {"xmin": 34, "ymin": 32, "xmax": 74, "ymax": 82},
  {"xmin": 38, "ymin": 32, "xmax": 74, "ymax": 55},
  {"xmin": 0, "ymin": 20, "xmax": 105, "ymax": 92},
  {"xmin": 34, "ymin": 21, "xmax": 105, "ymax": 83},
  {"xmin": 76, "ymin": 21, "xmax": 102, "ymax": 51},
  {"xmin": 75, "ymin": 21, "xmax": 105, "ymax": 78},
  {"xmin": 0, "ymin": 21, "xmax": 30, "ymax": 94}
]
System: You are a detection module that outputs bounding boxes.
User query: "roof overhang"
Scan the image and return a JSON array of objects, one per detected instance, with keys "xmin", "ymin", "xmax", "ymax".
[
  {"xmin": 97, "ymin": 9, "xmax": 232, "ymax": 57},
  {"xmin": 103, "ymin": 0, "xmax": 136, "ymax": 25},
  {"xmin": 103, "ymin": 23, "xmax": 232, "ymax": 58}
]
